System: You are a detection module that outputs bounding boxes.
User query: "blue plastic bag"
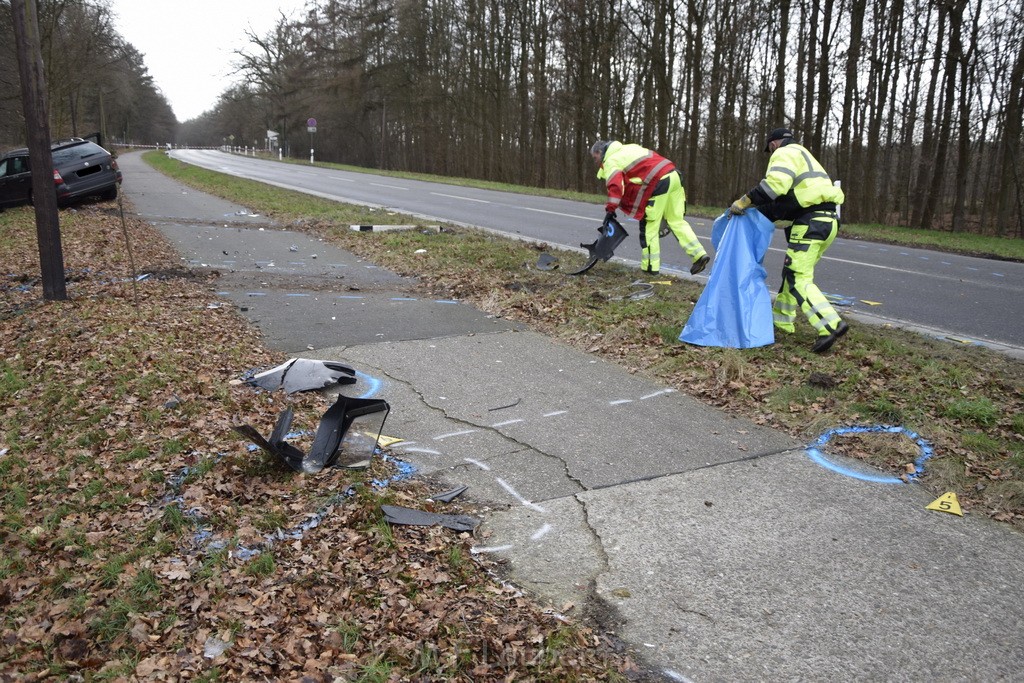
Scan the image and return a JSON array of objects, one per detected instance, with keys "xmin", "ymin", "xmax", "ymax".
[{"xmin": 679, "ymin": 211, "xmax": 775, "ymax": 348}]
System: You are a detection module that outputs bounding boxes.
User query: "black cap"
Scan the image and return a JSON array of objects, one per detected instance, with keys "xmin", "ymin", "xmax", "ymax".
[{"xmin": 764, "ymin": 127, "xmax": 793, "ymax": 152}]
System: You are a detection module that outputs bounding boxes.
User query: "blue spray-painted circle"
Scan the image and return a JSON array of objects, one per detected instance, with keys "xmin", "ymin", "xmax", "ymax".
[{"xmin": 806, "ymin": 425, "xmax": 934, "ymax": 484}]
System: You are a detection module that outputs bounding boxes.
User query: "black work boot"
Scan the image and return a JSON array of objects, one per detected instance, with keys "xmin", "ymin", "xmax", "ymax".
[
  {"xmin": 690, "ymin": 254, "xmax": 710, "ymax": 275},
  {"xmin": 812, "ymin": 321, "xmax": 850, "ymax": 353}
]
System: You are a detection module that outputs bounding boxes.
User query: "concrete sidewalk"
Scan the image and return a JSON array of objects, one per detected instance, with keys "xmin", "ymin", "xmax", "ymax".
[{"xmin": 119, "ymin": 150, "xmax": 1024, "ymax": 682}]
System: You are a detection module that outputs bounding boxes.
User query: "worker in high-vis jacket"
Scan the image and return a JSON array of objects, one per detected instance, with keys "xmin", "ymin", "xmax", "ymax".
[
  {"xmin": 591, "ymin": 140, "xmax": 709, "ymax": 276},
  {"xmin": 729, "ymin": 127, "xmax": 849, "ymax": 353}
]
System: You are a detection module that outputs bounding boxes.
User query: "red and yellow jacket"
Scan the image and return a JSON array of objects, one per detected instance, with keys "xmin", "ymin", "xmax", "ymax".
[{"xmin": 597, "ymin": 141, "xmax": 675, "ymax": 220}]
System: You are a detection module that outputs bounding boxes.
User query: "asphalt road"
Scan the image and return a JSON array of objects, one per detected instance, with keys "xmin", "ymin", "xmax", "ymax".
[{"xmin": 170, "ymin": 149, "xmax": 1024, "ymax": 353}]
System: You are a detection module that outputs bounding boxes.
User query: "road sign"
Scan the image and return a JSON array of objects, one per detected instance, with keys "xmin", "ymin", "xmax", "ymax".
[{"xmin": 307, "ymin": 118, "xmax": 317, "ymax": 127}]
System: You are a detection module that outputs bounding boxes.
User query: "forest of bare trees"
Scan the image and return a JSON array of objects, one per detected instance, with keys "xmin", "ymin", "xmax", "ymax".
[
  {"xmin": 0, "ymin": 1, "xmax": 175, "ymax": 159},
  {"xmin": 4, "ymin": 0, "xmax": 1022, "ymax": 236}
]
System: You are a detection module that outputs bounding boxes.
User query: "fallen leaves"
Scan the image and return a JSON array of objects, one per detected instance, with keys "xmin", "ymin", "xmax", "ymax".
[{"xmin": 0, "ymin": 205, "xmax": 638, "ymax": 681}]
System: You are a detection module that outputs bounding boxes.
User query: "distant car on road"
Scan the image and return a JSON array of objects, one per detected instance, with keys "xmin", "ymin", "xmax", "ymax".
[{"xmin": 0, "ymin": 137, "xmax": 122, "ymax": 210}]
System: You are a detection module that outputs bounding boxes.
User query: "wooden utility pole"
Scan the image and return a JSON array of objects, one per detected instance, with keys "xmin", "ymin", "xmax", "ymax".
[{"xmin": 11, "ymin": 0, "xmax": 66, "ymax": 301}]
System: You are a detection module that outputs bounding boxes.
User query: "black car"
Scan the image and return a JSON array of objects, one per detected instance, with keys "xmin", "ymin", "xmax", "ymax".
[{"xmin": 0, "ymin": 137, "xmax": 121, "ymax": 210}]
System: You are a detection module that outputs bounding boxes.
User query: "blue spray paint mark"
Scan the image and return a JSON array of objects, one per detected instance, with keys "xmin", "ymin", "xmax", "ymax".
[
  {"xmin": 353, "ymin": 370, "xmax": 382, "ymax": 398},
  {"xmin": 806, "ymin": 425, "xmax": 934, "ymax": 484},
  {"xmin": 372, "ymin": 453, "xmax": 417, "ymax": 488},
  {"xmin": 390, "ymin": 297, "xmax": 418, "ymax": 301},
  {"xmin": 434, "ymin": 300, "xmax": 460, "ymax": 305}
]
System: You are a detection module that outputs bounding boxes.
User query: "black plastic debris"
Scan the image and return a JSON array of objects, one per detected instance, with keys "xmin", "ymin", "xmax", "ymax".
[
  {"xmin": 249, "ymin": 358, "xmax": 356, "ymax": 394},
  {"xmin": 306, "ymin": 396, "xmax": 391, "ymax": 473},
  {"xmin": 488, "ymin": 398, "xmax": 521, "ymax": 411},
  {"xmin": 536, "ymin": 253, "xmax": 559, "ymax": 271},
  {"xmin": 381, "ymin": 504, "xmax": 479, "ymax": 532},
  {"xmin": 231, "ymin": 408, "xmax": 306, "ymax": 472},
  {"xmin": 568, "ymin": 214, "xmax": 629, "ymax": 276},
  {"xmin": 232, "ymin": 397, "xmax": 390, "ymax": 474},
  {"xmin": 429, "ymin": 485, "xmax": 468, "ymax": 503}
]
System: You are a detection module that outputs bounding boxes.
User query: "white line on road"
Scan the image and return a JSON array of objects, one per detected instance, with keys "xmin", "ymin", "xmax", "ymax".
[
  {"xmin": 434, "ymin": 429, "xmax": 478, "ymax": 440},
  {"xmin": 371, "ymin": 182, "xmax": 407, "ymax": 190},
  {"xmin": 431, "ymin": 192, "xmax": 490, "ymax": 203},
  {"xmin": 496, "ymin": 477, "xmax": 546, "ymax": 512}
]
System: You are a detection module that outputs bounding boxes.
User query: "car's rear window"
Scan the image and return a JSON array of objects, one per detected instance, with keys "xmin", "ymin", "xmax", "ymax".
[{"xmin": 51, "ymin": 142, "xmax": 106, "ymax": 165}]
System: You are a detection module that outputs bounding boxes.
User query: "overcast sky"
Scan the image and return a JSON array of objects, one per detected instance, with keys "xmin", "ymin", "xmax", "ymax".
[{"xmin": 108, "ymin": 0, "xmax": 308, "ymax": 122}]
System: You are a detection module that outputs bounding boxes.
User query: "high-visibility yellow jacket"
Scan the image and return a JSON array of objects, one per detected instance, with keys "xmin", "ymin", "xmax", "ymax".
[
  {"xmin": 748, "ymin": 140, "xmax": 844, "ymax": 221},
  {"xmin": 597, "ymin": 141, "xmax": 676, "ymax": 220}
]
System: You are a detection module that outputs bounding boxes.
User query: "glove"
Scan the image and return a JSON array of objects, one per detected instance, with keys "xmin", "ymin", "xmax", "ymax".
[
  {"xmin": 604, "ymin": 210, "xmax": 616, "ymax": 223},
  {"xmin": 729, "ymin": 195, "xmax": 752, "ymax": 215}
]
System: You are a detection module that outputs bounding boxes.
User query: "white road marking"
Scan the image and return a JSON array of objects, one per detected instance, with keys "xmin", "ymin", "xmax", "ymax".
[
  {"xmin": 542, "ymin": 410, "xmax": 568, "ymax": 417},
  {"xmin": 491, "ymin": 419, "xmax": 524, "ymax": 427},
  {"xmin": 464, "ymin": 458, "xmax": 491, "ymax": 470},
  {"xmin": 434, "ymin": 429, "xmax": 478, "ymax": 440},
  {"xmin": 371, "ymin": 182, "xmax": 407, "ymax": 190},
  {"xmin": 471, "ymin": 545, "xmax": 513, "ymax": 554},
  {"xmin": 640, "ymin": 389, "xmax": 675, "ymax": 400},
  {"xmin": 531, "ymin": 524, "xmax": 553, "ymax": 540},
  {"xmin": 496, "ymin": 478, "xmax": 546, "ymax": 512},
  {"xmin": 431, "ymin": 192, "xmax": 489, "ymax": 203}
]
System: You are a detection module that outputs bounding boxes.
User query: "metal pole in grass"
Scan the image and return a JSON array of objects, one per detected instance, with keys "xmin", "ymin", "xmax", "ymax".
[{"xmin": 115, "ymin": 186, "xmax": 139, "ymax": 307}]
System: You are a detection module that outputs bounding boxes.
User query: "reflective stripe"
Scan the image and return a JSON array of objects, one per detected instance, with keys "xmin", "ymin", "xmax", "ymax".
[
  {"xmin": 623, "ymin": 151, "xmax": 654, "ymax": 174},
  {"xmin": 758, "ymin": 179, "xmax": 779, "ymax": 200},
  {"xmin": 773, "ymin": 311, "xmax": 795, "ymax": 323},
  {"xmin": 794, "ymin": 170, "xmax": 831, "ymax": 185},
  {"xmin": 775, "ymin": 301, "xmax": 797, "ymax": 314}
]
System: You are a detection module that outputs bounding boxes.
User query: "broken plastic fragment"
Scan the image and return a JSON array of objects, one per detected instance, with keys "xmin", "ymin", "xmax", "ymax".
[
  {"xmin": 203, "ymin": 636, "xmax": 230, "ymax": 659},
  {"xmin": 430, "ymin": 485, "xmax": 468, "ymax": 503},
  {"xmin": 568, "ymin": 214, "xmax": 629, "ymax": 275},
  {"xmin": 536, "ymin": 253, "xmax": 559, "ymax": 271},
  {"xmin": 231, "ymin": 408, "xmax": 306, "ymax": 472},
  {"xmin": 305, "ymin": 396, "xmax": 391, "ymax": 473},
  {"xmin": 381, "ymin": 504, "xmax": 479, "ymax": 531},
  {"xmin": 248, "ymin": 358, "xmax": 356, "ymax": 393}
]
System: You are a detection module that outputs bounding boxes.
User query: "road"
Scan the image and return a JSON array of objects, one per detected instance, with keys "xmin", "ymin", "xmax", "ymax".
[{"xmin": 170, "ymin": 149, "xmax": 1024, "ymax": 354}]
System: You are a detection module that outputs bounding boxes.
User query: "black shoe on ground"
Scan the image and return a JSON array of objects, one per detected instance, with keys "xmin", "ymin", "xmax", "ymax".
[
  {"xmin": 690, "ymin": 254, "xmax": 710, "ymax": 275},
  {"xmin": 812, "ymin": 321, "xmax": 850, "ymax": 353}
]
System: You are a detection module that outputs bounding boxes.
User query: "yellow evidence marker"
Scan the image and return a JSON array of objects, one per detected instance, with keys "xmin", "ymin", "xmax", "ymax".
[{"xmin": 926, "ymin": 492, "xmax": 963, "ymax": 516}]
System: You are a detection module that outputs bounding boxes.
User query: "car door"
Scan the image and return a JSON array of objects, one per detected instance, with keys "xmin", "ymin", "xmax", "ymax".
[{"xmin": 0, "ymin": 155, "xmax": 32, "ymax": 208}]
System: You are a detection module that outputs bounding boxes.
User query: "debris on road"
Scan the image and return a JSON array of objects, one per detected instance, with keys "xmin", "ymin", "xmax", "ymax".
[
  {"xmin": 536, "ymin": 253, "xmax": 559, "ymax": 271},
  {"xmin": 568, "ymin": 214, "xmax": 629, "ymax": 276},
  {"xmin": 248, "ymin": 358, "xmax": 356, "ymax": 393},
  {"xmin": 232, "ymin": 395, "xmax": 390, "ymax": 474},
  {"xmin": 429, "ymin": 485, "xmax": 469, "ymax": 503},
  {"xmin": 381, "ymin": 504, "xmax": 480, "ymax": 531}
]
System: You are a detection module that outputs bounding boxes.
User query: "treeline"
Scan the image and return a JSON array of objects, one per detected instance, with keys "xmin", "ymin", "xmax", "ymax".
[
  {"xmin": 182, "ymin": 0, "xmax": 1022, "ymax": 236},
  {"xmin": 6, "ymin": 1, "xmax": 1020, "ymax": 236},
  {"xmin": 0, "ymin": 1, "xmax": 176, "ymax": 153}
]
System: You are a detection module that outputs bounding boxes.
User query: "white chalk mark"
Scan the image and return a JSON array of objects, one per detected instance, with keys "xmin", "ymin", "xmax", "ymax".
[
  {"xmin": 490, "ymin": 419, "xmax": 525, "ymax": 427},
  {"xmin": 609, "ymin": 399, "xmax": 634, "ymax": 405},
  {"xmin": 434, "ymin": 429, "xmax": 478, "ymax": 440},
  {"xmin": 464, "ymin": 458, "xmax": 491, "ymax": 471},
  {"xmin": 395, "ymin": 446, "xmax": 442, "ymax": 456},
  {"xmin": 663, "ymin": 670, "xmax": 696, "ymax": 683},
  {"xmin": 531, "ymin": 523, "xmax": 553, "ymax": 540},
  {"xmin": 471, "ymin": 545, "xmax": 513, "ymax": 554},
  {"xmin": 496, "ymin": 478, "xmax": 547, "ymax": 512},
  {"xmin": 542, "ymin": 410, "xmax": 568, "ymax": 417},
  {"xmin": 640, "ymin": 389, "xmax": 676, "ymax": 400}
]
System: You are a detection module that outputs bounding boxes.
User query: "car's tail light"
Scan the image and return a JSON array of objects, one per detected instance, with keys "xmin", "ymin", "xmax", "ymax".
[
  {"xmin": 52, "ymin": 169, "xmax": 63, "ymax": 184},
  {"xmin": 110, "ymin": 158, "xmax": 119, "ymax": 171}
]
